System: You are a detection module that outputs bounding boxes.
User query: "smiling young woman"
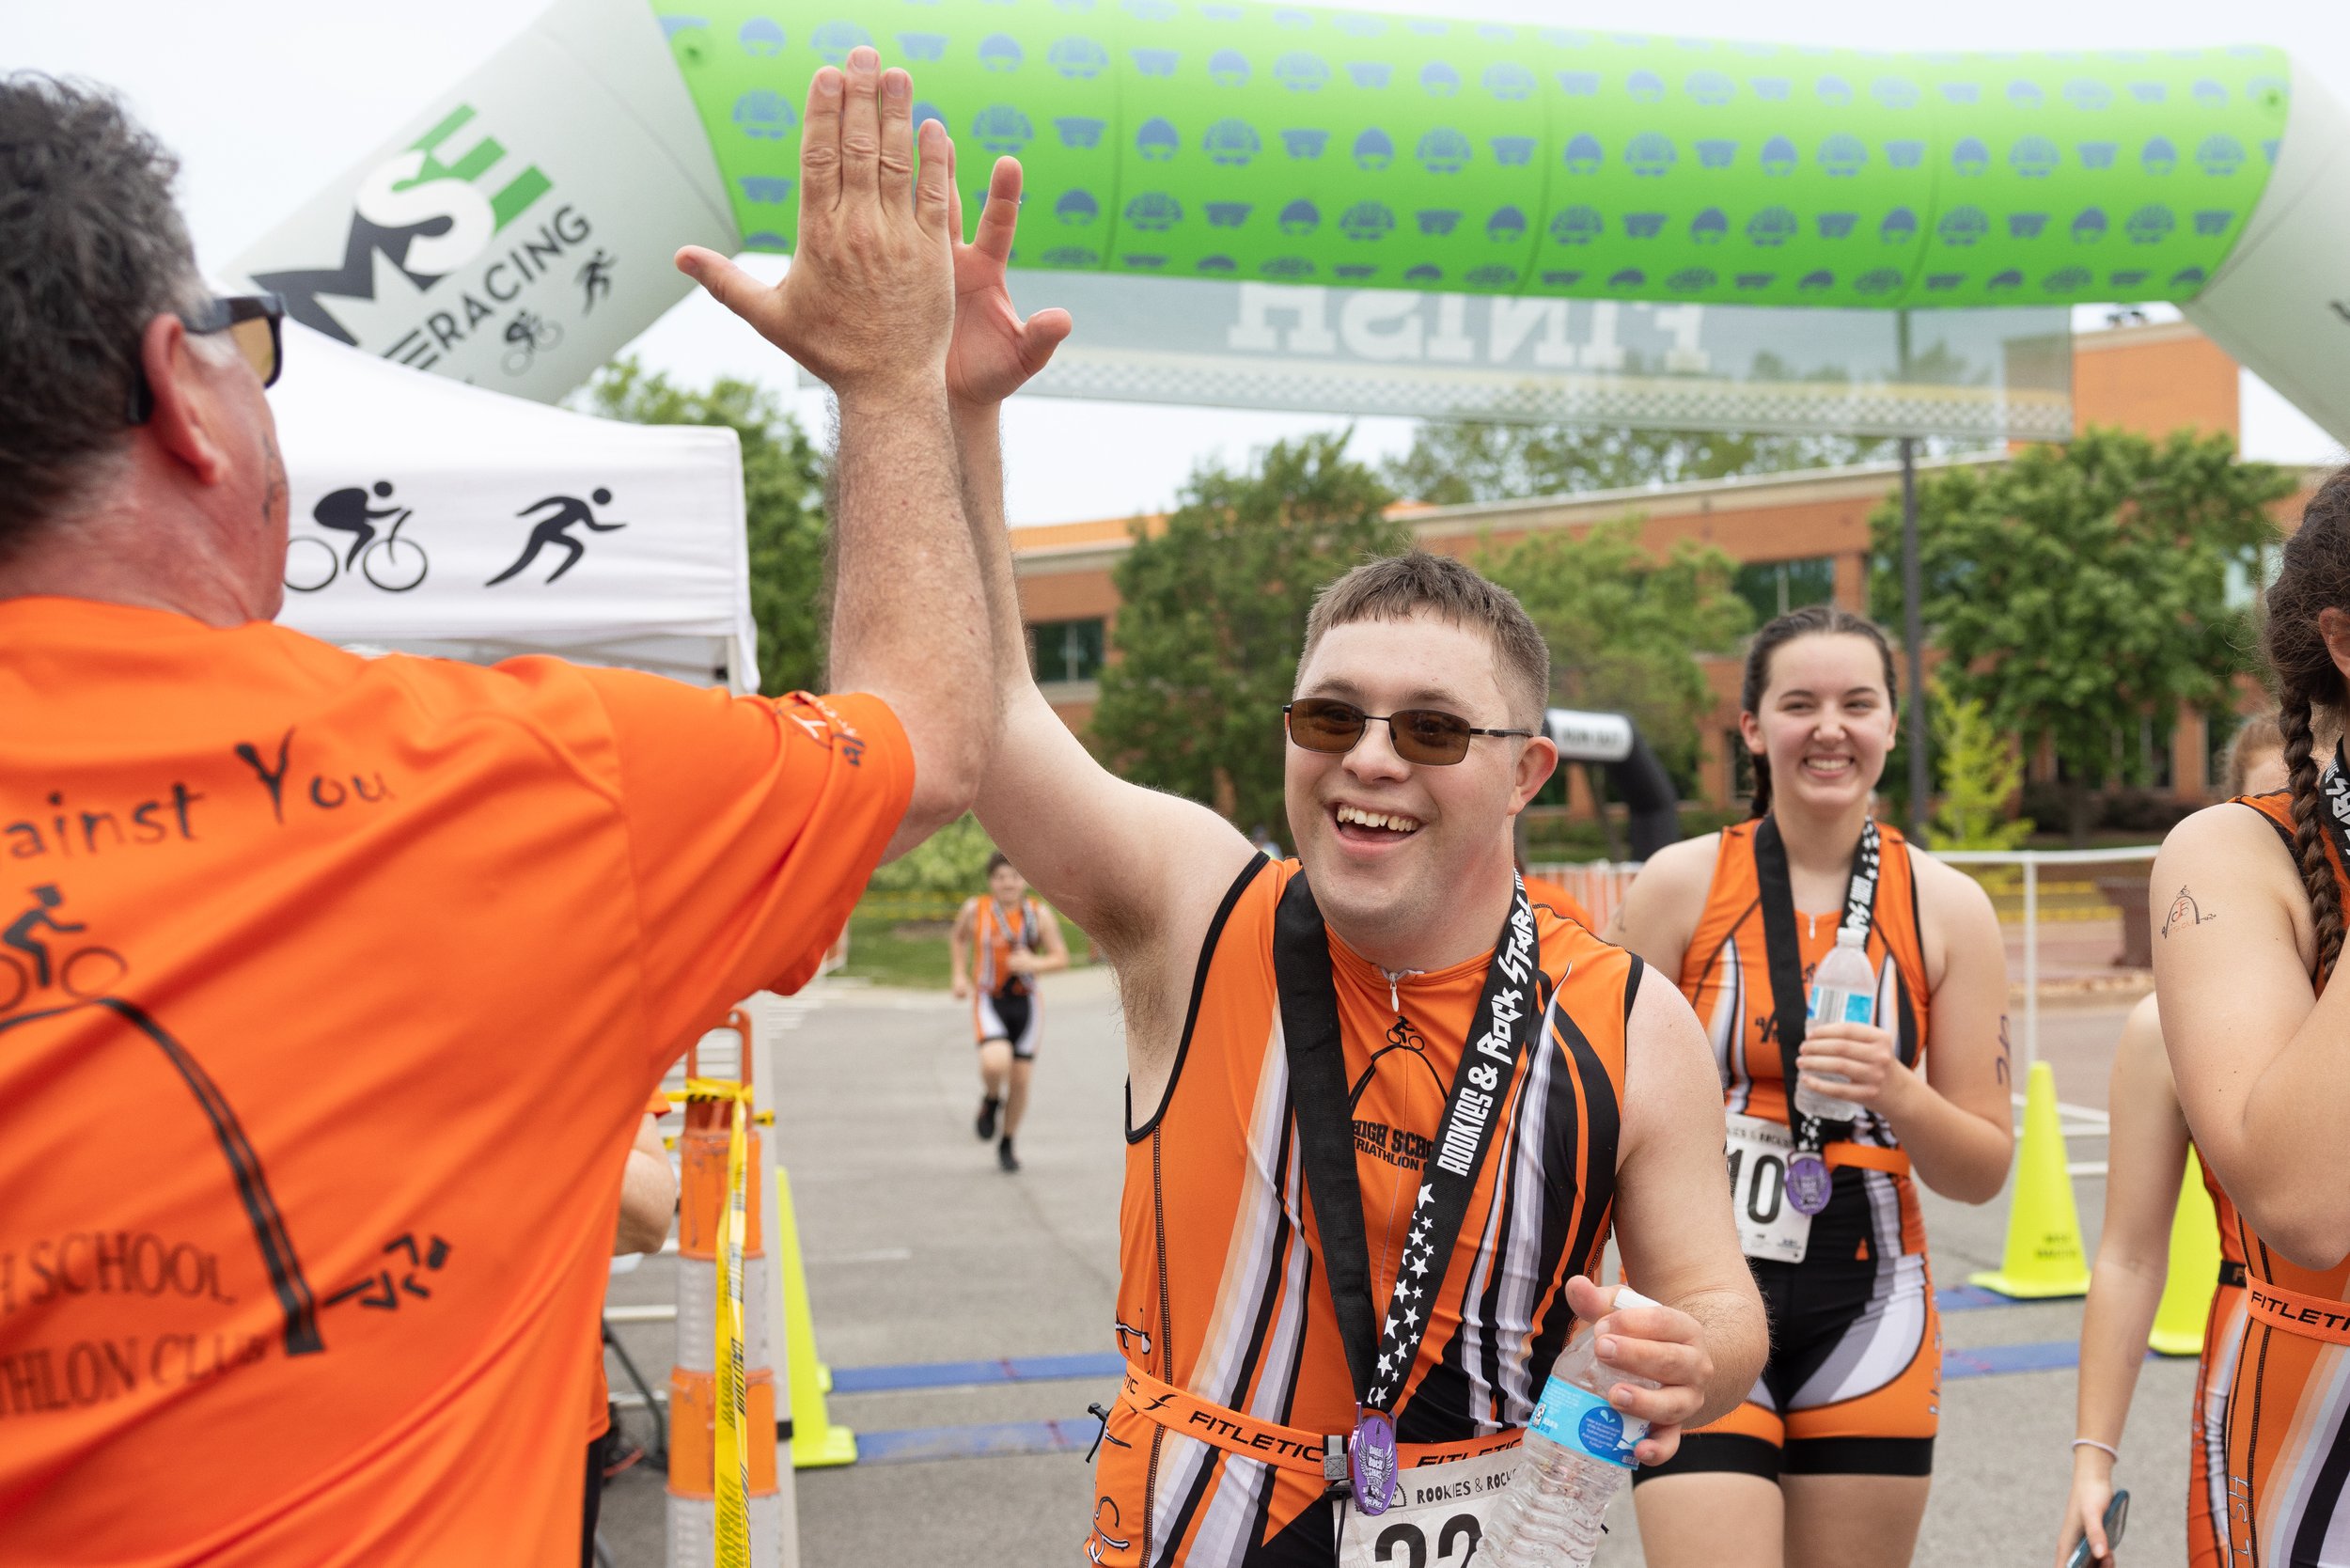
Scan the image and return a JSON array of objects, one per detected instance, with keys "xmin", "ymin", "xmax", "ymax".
[{"xmin": 1608, "ymin": 604, "xmax": 2016, "ymax": 1568}]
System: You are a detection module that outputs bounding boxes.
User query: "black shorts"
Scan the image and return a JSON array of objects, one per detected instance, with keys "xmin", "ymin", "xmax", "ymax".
[{"xmin": 974, "ymin": 985, "xmax": 1040, "ymax": 1059}]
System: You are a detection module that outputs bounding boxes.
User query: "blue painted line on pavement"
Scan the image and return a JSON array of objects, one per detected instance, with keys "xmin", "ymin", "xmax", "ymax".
[
  {"xmin": 830, "ymin": 1289, "xmax": 2033, "ymax": 1399},
  {"xmin": 851, "ymin": 1340, "xmax": 2109, "ymax": 1465},
  {"xmin": 831, "ymin": 1352, "xmax": 1125, "ymax": 1394},
  {"xmin": 856, "ymin": 1416, "xmax": 1098, "ymax": 1465}
]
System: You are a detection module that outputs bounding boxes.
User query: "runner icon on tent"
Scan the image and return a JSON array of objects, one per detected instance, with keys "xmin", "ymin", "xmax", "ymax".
[{"xmin": 485, "ymin": 488, "xmax": 626, "ymax": 586}]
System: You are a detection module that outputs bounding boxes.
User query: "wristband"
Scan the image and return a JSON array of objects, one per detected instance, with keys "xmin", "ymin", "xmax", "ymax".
[{"xmin": 2072, "ymin": 1438, "xmax": 2120, "ymax": 1462}]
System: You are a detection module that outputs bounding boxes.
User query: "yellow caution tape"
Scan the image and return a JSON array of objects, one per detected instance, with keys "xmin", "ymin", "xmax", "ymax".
[{"xmin": 687, "ymin": 1078, "xmax": 755, "ymax": 1567}]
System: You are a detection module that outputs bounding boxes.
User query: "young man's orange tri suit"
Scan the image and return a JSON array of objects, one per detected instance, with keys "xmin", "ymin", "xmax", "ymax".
[
  {"xmin": 1089, "ymin": 855, "xmax": 1638, "ymax": 1565},
  {"xmin": 1635, "ymin": 817, "xmax": 1940, "ymax": 1482},
  {"xmin": 2212, "ymin": 785, "xmax": 2350, "ymax": 1566}
]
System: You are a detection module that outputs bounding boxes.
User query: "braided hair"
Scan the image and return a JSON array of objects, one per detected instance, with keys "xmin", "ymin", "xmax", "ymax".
[
  {"xmin": 1740, "ymin": 604, "xmax": 1901, "ymax": 818},
  {"xmin": 2259, "ymin": 467, "xmax": 2350, "ymax": 980}
]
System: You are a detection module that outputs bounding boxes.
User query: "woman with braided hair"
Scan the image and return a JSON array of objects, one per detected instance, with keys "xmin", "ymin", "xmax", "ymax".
[
  {"xmin": 2154, "ymin": 467, "xmax": 2350, "ymax": 1567},
  {"xmin": 1611, "ymin": 604, "xmax": 2014, "ymax": 1568}
]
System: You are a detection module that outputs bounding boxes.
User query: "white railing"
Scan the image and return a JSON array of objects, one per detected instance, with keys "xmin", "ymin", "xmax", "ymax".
[
  {"xmin": 1537, "ymin": 844, "xmax": 2166, "ymax": 1085},
  {"xmin": 1935, "ymin": 845, "xmax": 2161, "ymax": 1082}
]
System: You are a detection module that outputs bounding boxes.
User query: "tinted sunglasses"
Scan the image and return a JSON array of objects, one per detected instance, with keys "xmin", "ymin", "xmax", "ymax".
[
  {"xmin": 127, "ymin": 292, "xmax": 286, "ymax": 424},
  {"xmin": 1284, "ymin": 697, "xmax": 1536, "ymax": 767}
]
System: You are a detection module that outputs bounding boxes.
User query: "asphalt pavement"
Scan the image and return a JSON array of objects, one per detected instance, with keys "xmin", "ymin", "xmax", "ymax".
[{"xmin": 597, "ymin": 970, "xmax": 2182, "ymax": 1568}]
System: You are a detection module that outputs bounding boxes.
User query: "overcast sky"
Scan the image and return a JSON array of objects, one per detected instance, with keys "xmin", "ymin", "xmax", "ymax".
[{"xmin": 15, "ymin": 0, "xmax": 2346, "ymax": 523}]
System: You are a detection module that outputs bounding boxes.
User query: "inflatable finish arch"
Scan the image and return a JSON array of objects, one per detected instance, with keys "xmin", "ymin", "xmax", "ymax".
[{"xmin": 231, "ymin": 0, "xmax": 2350, "ymax": 443}]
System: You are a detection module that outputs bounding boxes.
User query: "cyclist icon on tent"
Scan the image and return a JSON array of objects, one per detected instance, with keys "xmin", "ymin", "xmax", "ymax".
[
  {"xmin": 286, "ymin": 481, "xmax": 430, "ymax": 594},
  {"xmin": 485, "ymin": 488, "xmax": 627, "ymax": 586}
]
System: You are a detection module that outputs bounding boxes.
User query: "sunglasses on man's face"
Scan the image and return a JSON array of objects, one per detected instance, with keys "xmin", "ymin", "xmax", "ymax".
[
  {"xmin": 126, "ymin": 292, "xmax": 286, "ymax": 424},
  {"xmin": 1283, "ymin": 697, "xmax": 1536, "ymax": 767}
]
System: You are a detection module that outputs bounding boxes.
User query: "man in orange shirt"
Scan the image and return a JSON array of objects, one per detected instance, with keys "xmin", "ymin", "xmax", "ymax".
[{"xmin": 0, "ymin": 55, "xmax": 1025, "ymax": 1565}]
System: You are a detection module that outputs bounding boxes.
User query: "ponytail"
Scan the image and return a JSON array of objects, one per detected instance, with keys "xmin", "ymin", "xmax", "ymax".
[{"xmin": 2260, "ymin": 466, "xmax": 2350, "ymax": 981}]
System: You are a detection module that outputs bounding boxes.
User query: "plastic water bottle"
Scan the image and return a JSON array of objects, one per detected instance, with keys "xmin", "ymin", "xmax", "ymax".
[
  {"xmin": 1479, "ymin": 1288, "xmax": 1662, "ymax": 1568},
  {"xmin": 1793, "ymin": 927, "xmax": 1875, "ymax": 1123}
]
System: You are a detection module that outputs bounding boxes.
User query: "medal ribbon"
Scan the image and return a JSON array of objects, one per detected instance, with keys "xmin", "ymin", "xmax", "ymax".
[
  {"xmin": 1751, "ymin": 815, "xmax": 1880, "ymax": 1162},
  {"xmin": 1274, "ymin": 873, "xmax": 1544, "ymax": 1432}
]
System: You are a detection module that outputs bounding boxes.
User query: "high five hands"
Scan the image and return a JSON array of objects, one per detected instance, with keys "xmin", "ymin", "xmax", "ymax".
[{"xmin": 673, "ymin": 45, "xmax": 1069, "ymax": 411}]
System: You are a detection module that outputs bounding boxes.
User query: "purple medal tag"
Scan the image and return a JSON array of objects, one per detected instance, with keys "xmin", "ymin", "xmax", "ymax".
[
  {"xmin": 1350, "ymin": 1408, "xmax": 1399, "ymax": 1515},
  {"xmin": 1785, "ymin": 1152, "xmax": 1832, "ymax": 1215}
]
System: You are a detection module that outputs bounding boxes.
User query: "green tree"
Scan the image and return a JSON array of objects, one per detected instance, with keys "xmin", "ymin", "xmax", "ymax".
[
  {"xmin": 1871, "ymin": 428, "xmax": 2292, "ymax": 844},
  {"xmin": 1929, "ymin": 681, "xmax": 2032, "ymax": 851},
  {"xmin": 1477, "ymin": 518, "xmax": 1753, "ymax": 792},
  {"xmin": 1385, "ymin": 423, "xmax": 1899, "ymax": 505},
  {"xmin": 1090, "ymin": 431, "xmax": 1409, "ymax": 842},
  {"xmin": 579, "ymin": 356, "xmax": 828, "ymax": 696}
]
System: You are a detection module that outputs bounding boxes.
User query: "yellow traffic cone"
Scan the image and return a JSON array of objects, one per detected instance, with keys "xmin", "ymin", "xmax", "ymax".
[
  {"xmin": 2149, "ymin": 1149, "xmax": 2224, "ymax": 1356},
  {"xmin": 776, "ymin": 1164, "xmax": 857, "ymax": 1468},
  {"xmin": 1970, "ymin": 1060, "xmax": 2092, "ymax": 1298}
]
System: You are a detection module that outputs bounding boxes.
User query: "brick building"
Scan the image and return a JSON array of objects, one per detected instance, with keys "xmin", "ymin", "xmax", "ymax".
[{"xmin": 1010, "ymin": 320, "xmax": 2328, "ymax": 816}]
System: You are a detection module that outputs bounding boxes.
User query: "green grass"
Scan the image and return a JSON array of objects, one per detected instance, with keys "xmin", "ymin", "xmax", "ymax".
[{"xmin": 837, "ymin": 906, "xmax": 1092, "ymax": 991}]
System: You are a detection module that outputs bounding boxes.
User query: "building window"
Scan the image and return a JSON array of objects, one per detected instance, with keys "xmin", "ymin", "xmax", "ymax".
[
  {"xmin": 1029, "ymin": 618, "xmax": 1105, "ymax": 684},
  {"xmin": 1733, "ymin": 557, "xmax": 1838, "ymax": 624}
]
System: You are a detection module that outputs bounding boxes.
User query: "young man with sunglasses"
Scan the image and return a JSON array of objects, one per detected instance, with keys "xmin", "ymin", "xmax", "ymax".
[
  {"xmin": 938, "ymin": 160, "xmax": 1767, "ymax": 1564},
  {"xmin": 0, "ymin": 63, "xmax": 995, "ymax": 1563}
]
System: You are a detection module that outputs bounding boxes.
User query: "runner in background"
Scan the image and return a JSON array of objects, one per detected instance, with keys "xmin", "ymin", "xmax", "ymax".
[
  {"xmin": 0, "ymin": 57, "xmax": 996, "ymax": 1564},
  {"xmin": 2153, "ymin": 471, "xmax": 2350, "ymax": 1568},
  {"xmin": 1610, "ymin": 604, "xmax": 2014, "ymax": 1568},
  {"xmin": 935, "ymin": 146, "xmax": 1766, "ymax": 1564},
  {"xmin": 584, "ymin": 1092, "xmax": 678, "ymax": 1565},
  {"xmin": 951, "ymin": 852, "xmax": 1069, "ymax": 1172}
]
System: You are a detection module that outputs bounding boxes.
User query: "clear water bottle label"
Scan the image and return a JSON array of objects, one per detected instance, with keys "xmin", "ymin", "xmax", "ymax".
[
  {"xmin": 1528, "ymin": 1375, "xmax": 1647, "ymax": 1467},
  {"xmin": 1807, "ymin": 987, "xmax": 1873, "ymax": 1027}
]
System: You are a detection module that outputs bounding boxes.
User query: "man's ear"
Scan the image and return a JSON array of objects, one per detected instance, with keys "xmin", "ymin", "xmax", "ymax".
[
  {"xmin": 1512, "ymin": 734, "xmax": 1559, "ymax": 812},
  {"xmin": 137, "ymin": 313, "xmax": 229, "ymax": 485}
]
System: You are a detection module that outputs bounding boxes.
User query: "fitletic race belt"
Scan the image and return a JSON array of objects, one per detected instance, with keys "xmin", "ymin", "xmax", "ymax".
[
  {"xmin": 1825, "ymin": 1144, "xmax": 1912, "ymax": 1176},
  {"xmin": 1113, "ymin": 1362, "xmax": 1522, "ymax": 1479},
  {"xmin": 2246, "ymin": 1278, "xmax": 2350, "ymax": 1345}
]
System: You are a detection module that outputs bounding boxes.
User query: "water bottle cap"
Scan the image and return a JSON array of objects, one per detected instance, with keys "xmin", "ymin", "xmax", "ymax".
[{"xmin": 1610, "ymin": 1285, "xmax": 1658, "ymax": 1312}]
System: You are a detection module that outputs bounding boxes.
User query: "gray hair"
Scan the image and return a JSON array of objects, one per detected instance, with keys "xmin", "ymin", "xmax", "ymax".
[{"xmin": 0, "ymin": 73, "xmax": 207, "ymax": 555}]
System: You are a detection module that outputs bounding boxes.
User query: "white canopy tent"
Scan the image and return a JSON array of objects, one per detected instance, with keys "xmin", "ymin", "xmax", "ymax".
[{"xmin": 269, "ymin": 325, "xmax": 756, "ymax": 691}]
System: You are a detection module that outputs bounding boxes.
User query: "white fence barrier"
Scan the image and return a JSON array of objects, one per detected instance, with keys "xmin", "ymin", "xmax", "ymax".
[{"xmin": 1536, "ymin": 843, "xmax": 2166, "ymax": 1086}]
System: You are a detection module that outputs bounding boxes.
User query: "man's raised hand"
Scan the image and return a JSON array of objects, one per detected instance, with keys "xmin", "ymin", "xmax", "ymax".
[
  {"xmin": 946, "ymin": 149, "xmax": 1073, "ymax": 409},
  {"xmin": 675, "ymin": 46, "xmax": 955, "ymax": 402}
]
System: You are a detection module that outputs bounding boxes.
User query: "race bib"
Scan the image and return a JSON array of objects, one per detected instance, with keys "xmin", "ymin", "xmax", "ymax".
[
  {"xmin": 1725, "ymin": 1113, "xmax": 1813, "ymax": 1264},
  {"xmin": 1340, "ymin": 1446, "xmax": 1520, "ymax": 1568}
]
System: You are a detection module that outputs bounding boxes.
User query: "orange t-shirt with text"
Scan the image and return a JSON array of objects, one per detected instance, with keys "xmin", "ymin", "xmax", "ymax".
[{"xmin": 0, "ymin": 599, "xmax": 911, "ymax": 1566}]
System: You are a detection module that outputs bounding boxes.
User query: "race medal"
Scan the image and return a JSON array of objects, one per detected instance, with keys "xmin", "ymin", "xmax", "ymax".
[
  {"xmin": 1785, "ymin": 1152, "xmax": 1833, "ymax": 1216},
  {"xmin": 1350, "ymin": 1408, "xmax": 1400, "ymax": 1516}
]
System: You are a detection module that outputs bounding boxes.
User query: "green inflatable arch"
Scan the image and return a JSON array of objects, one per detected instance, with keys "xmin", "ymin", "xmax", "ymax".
[
  {"xmin": 673, "ymin": 6, "xmax": 2284, "ymax": 312},
  {"xmin": 231, "ymin": 0, "xmax": 2350, "ymax": 442}
]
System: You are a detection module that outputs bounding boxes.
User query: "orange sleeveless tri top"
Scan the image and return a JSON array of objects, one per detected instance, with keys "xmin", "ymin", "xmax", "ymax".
[
  {"xmin": 1679, "ymin": 818, "xmax": 1932, "ymax": 1258},
  {"xmin": 1105, "ymin": 856, "xmax": 1636, "ymax": 1559}
]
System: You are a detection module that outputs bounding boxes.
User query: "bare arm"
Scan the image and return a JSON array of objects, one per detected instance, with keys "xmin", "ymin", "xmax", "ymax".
[
  {"xmin": 675, "ymin": 49, "xmax": 987, "ymax": 860},
  {"xmin": 940, "ymin": 155, "xmax": 1255, "ymax": 1082},
  {"xmin": 2153, "ymin": 803, "xmax": 2348, "ymax": 1267},
  {"xmin": 1606, "ymin": 834, "xmax": 1719, "ymax": 980},
  {"xmin": 1603, "ymin": 965, "xmax": 1769, "ymax": 1459},
  {"xmin": 2056, "ymin": 996, "xmax": 2189, "ymax": 1567},
  {"xmin": 949, "ymin": 901, "xmax": 974, "ymax": 997},
  {"xmin": 1869, "ymin": 855, "xmax": 2014, "ymax": 1202},
  {"xmin": 1031, "ymin": 903, "xmax": 1073, "ymax": 974},
  {"xmin": 613, "ymin": 1114, "xmax": 677, "ymax": 1257}
]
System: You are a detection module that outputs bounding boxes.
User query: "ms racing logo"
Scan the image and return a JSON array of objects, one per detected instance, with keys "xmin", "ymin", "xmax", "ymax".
[{"xmin": 252, "ymin": 104, "xmax": 595, "ymax": 374}]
